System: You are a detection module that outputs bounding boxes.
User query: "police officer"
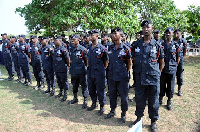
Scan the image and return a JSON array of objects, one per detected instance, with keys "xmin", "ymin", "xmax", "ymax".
[
  {"xmin": 68, "ymin": 34, "xmax": 89, "ymax": 108},
  {"xmin": 10, "ymin": 36, "xmax": 23, "ymax": 82},
  {"xmin": 31, "ymin": 36, "xmax": 45, "ymax": 89},
  {"xmin": 129, "ymin": 20, "xmax": 164, "ymax": 132},
  {"xmin": 40, "ymin": 37, "xmax": 55, "ymax": 95},
  {"xmin": 101, "ymin": 33, "xmax": 111, "ymax": 49},
  {"xmin": 87, "ymin": 30, "xmax": 108, "ymax": 116},
  {"xmin": 53, "ymin": 35, "xmax": 70, "ymax": 102},
  {"xmin": 174, "ymin": 29, "xmax": 187, "ymax": 96},
  {"xmin": 122, "ymin": 32, "xmax": 131, "ymax": 47},
  {"xmin": 153, "ymin": 30, "xmax": 163, "ymax": 45},
  {"xmin": 82, "ymin": 34, "xmax": 91, "ymax": 49},
  {"xmin": 18, "ymin": 34, "xmax": 32, "ymax": 86},
  {"xmin": 159, "ymin": 27, "xmax": 180, "ymax": 110},
  {"xmin": 1, "ymin": 33, "xmax": 15, "ymax": 80},
  {"xmin": 104, "ymin": 27, "xmax": 132, "ymax": 123}
]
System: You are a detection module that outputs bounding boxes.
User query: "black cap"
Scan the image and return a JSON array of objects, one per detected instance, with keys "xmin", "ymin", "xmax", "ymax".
[
  {"xmin": 1, "ymin": 33, "xmax": 7, "ymax": 36},
  {"xmin": 88, "ymin": 30, "xmax": 100, "ymax": 34},
  {"xmin": 153, "ymin": 30, "xmax": 160, "ymax": 34},
  {"xmin": 111, "ymin": 27, "xmax": 123, "ymax": 34},
  {"xmin": 31, "ymin": 36, "xmax": 37, "ymax": 39},
  {"xmin": 174, "ymin": 29, "xmax": 181, "ymax": 33},
  {"xmin": 71, "ymin": 34, "xmax": 80, "ymax": 39},
  {"xmin": 19, "ymin": 34, "xmax": 25, "ymax": 38},
  {"xmin": 10, "ymin": 36, "xmax": 16, "ymax": 39},
  {"xmin": 61, "ymin": 34, "xmax": 65, "ymax": 37},
  {"xmin": 101, "ymin": 33, "xmax": 108, "ymax": 38},
  {"xmin": 54, "ymin": 35, "xmax": 62, "ymax": 39},
  {"xmin": 164, "ymin": 27, "xmax": 174, "ymax": 33},
  {"xmin": 41, "ymin": 36, "xmax": 49, "ymax": 40},
  {"xmin": 141, "ymin": 19, "xmax": 153, "ymax": 27}
]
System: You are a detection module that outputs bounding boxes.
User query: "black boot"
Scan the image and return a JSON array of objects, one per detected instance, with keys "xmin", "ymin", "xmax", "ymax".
[
  {"xmin": 98, "ymin": 105, "xmax": 104, "ymax": 116},
  {"xmin": 104, "ymin": 110, "xmax": 116, "ymax": 119},
  {"xmin": 39, "ymin": 82, "xmax": 45, "ymax": 89},
  {"xmin": 159, "ymin": 96, "xmax": 163, "ymax": 105},
  {"xmin": 87, "ymin": 103, "xmax": 98, "ymax": 111},
  {"xmin": 25, "ymin": 80, "xmax": 32, "ymax": 86},
  {"xmin": 61, "ymin": 90, "xmax": 67, "ymax": 102},
  {"xmin": 151, "ymin": 120, "xmax": 158, "ymax": 132},
  {"xmin": 120, "ymin": 112, "xmax": 126, "ymax": 124},
  {"xmin": 167, "ymin": 99, "xmax": 173, "ymax": 110},
  {"xmin": 23, "ymin": 80, "xmax": 28, "ymax": 85},
  {"xmin": 82, "ymin": 97, "xmax": 87, "ymax": 109},
  {"xmin": 129, "ymin": 97, "xmax": 135, "ymax": 102},
  {"xmin": 15, "ymin": 76, "xmax": 20, "ymax": 81},
  {"xmin": 129, "ymin": 117, "xmax": 141, "ymax": 128},
  {"xmin": 18, "ymin": 77, "xmax": 22, "ymax": 83},
  {"xmin": 49, "ymin": 87, "xmax": 55, "ymax": 96},
  {"xmin": 68, "ymin": 93, "xmax": 78, "ymax": 104},
  {"xmin": 8, "ymin": 76, "xmax": 14, "ymax": 81},
  {"xmin": 55, "ymin": 89, "xmax": 63, "ymax": 98},
  {"xmin": 43, "ymin": 85, "xmax": 50, "ymax": 94},
  {"xmin": 33, "ymin": 81, "xmax": 40, "ymax": 89},
  {"xmin": 178, "ymin": 85, "xmax": 182, "ymax": 96}
]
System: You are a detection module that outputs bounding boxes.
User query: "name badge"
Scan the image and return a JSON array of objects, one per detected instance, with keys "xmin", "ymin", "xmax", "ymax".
[
  {"xmin": 151, "ymin": 46, "xmax": 157, "ymax": 54},
  {"xmin": 135, "ymin": 47, "xmax": 140, "ymax": 52},
  {"xmin": 96, "ymin": 48, "xmax": 101, "ymax": 55},
  {"xmin": 119, "ymin": 49, "xmax": 126, "ymax": 55},
  {"xmin": 172, "ymin": 45, "xmax": 176, "ymax": 50}
]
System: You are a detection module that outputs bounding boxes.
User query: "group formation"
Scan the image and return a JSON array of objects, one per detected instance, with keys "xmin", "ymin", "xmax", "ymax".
[{"xmin": 1, "ymin": 19, "xmax": 187, "ymax": 132}]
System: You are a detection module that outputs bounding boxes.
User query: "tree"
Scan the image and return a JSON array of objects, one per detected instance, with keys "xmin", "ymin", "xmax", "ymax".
[{"xmin": 182, "ymin": 5, "xmax": 200, "ymax": 42}]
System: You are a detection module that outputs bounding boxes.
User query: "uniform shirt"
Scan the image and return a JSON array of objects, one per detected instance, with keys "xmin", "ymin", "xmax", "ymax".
[
  {"xmin": 173, "ymin": 38, "xmax": 187, "ymax": 60},
  {"xmin": 156, "ymin": 39, "xmax": 164, "ymax": 45},
  {"xmin": 124, "ymin": 41, "xmax": 131, "ymax": 48},
  {"xmin": 31, "ymin": 43, "xmax": 42, "ymax": 66},
  {"xmin": 162, "ymin": 40, "xmax": 180, "ymax": 74},
  {"xmin": 18, "ymin": 42, "xmax": 31, "ymax": 64},
  {"xmin": 108, "ymin": 43, "xmax": 131, "ymax": 81},
  {"xmin": 132, "ymin": 38, "xmax": 164, "ymax": 85},
  {"xmin": 53, "ymin": 45, "xmax": 69, "ymax": 73},
  {"xmin": 2, "ymin": 39, "xmax": 12, "ymax": 59},
  {"xmin": 40, "ymin": 44, "xmax": 54, "ymax": 70},
  {"xmin": 10, "ymin": 42, "xmax": 19, "ymax": 59},
  {"xmin": 69, "ymin": 44, "xmax": 87, "ymax": 77},
  {"xmin": 87, "ymin": 43, "xmax": 108, "ymax": 78}
]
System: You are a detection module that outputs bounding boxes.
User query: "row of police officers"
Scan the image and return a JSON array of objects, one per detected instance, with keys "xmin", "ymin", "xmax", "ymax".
[{"xmin": 1, "ymin": 19, "xmax": 187, "ymax": 132}]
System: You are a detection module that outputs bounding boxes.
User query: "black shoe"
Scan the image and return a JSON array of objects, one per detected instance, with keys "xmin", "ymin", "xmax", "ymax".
[
  {"xmin": 129, "ymin": 97, "xmax": 135, "ymax": 102},
  {"xmin": 129, "ymin": 117, "xmax": 141, "ymax": 128},
  {"xmin": 33, "ymin": 85, "xmax": 39, "ymax": 90},
  {"xmin": 8, "ymin": 76, "xmax": 14, "ymax": 81},
  {"xmin": 61, "ymin": 94, "xmax": 67, "ymax": 102},
  {"xmin": 55, "ymin": 92, "xmax": 63, "ymax": 98},
  {"xmin": 68, "ymin": 98, "xmax": 78, "ymax": 105},
  {"xmin": 82, "ymin": 100, "xmax": 87, "ymax": 109},
  {"xmin": 25, "ymin": 81, "xmax": 31, "ymax": 86},
  {"xmin": 120, "ymin": 115, "xmax": 126, "ymax": 124},
  {"xmin": 104, "ymin": 111, "xmax": 116, "ymax": 119},
  {"xmin": 98, "ymin": 106, "xmax": 104, "ymax": 116},
  {"xmin": 23, "ymin": 81, "xmax": 28, "ymax": 85},
  {"xmin": 43, "ymin": 89, "xmax": 50, "ymax": 94},
  {"xmin": 87, "ymin": 103, "xmax": 98, "ymax": 111},
  {"xmin": 178, "ymin": 90, "xmax": 182, "ymax": 96},
  {"xmin": 151, "ymin": 121, "xmax": 158, "ymax": 132},
  {"xmin": 167, "ymin": 99, "xmax": 173, "ymax": 110},
  {"xmin": 39, "ymin": 82, "xmax": 45, "ymax": 90},
  {"xmin": 159, "ymin": 96, "xmax": 163, "ymax": 105},
  {"xmin": 49, "ymin": 89, "xmax": 55, "ymax": 96}
]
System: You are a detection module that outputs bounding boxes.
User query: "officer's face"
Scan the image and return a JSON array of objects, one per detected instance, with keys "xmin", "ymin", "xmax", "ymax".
[
  {"xmin": 54, "ymin": 39, "xmax": 61, "ymax": 46},
  {"xmin": 41, "ymin": 39, "xmax": 48, "ymax": 46},
  {"xmin": 174, "ymin": 31, "xmax": 181, "ymax": 39},
  {"xmin": 10, "ymin": 38, "xmax": 16, "ymax": 43},
  {"xmin": 142, "ymin": 25, "xmax": 153, "ymax": 36},
  {"xmin": 19, "ymin": 37, "xmax": 24, "ymax": 43},
  {"xmin": 32, "ymin": 38, "xmax": 38, "ymax": 44},
  {"xmin": 153, "ymin": 33, "xmax": 160, "ymax": 40},
  {"xmin": 90, "ymin": 34, "xmax": 98, "ymax": 41},
  {"xmin": 2, "ymin": 35, "xmax": 7, "ymax": 40},
  {"xmin": 165, "ymin": 31, "xmax": 173, "ymax": 39},
  {"xmin": 136, "ymin": 34, "xmax": 141, "ymax": 40},
  {"xmin": 111, "ymin": 32, "xmax": 121, "ymax": 41},
  {"xmin": 85, "ymin": 37, "xmax": 90, "ymax": 43},
  {"xmin": 72, "ymin": 38, "xmax": 79, "ymax": 47}
]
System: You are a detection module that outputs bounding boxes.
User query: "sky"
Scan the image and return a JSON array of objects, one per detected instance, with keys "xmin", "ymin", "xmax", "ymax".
[{"xmin": 0, "ymin": 0, "xmax": 200, "ymax": 36}]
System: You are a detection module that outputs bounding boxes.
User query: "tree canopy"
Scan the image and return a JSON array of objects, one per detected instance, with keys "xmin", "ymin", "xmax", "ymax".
[{"xmin": 15, "ymin": 0, "xmax": 197, "ymax": 41}]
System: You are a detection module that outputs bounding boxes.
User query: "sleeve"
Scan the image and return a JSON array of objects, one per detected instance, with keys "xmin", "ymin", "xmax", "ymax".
[
  {"xmin": 102, "ymin": 48, "xmax": 109, "ymax": 62},
  {"xmin": 62, "ymin": 48, "xmax": 69, "ymax": 59},
  {"xmin": 158, "ymin": 45, "xmax": 164, "ymax": 60},
  {"xmin": 176, "ymin": 44, "xmax": 181, "ymax": 58},
  {"xmin": 125, "ymin": 47, "xmax": 131, "ymax": 59},
  {"xmin": 82, "ymin": 49, "xmax": 87, "ymax": 59}
]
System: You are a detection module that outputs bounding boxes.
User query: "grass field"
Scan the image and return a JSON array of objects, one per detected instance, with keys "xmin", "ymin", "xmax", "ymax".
[{"xmin": 0, "ymin": 56, "xmax": 199, "ymax": 132}]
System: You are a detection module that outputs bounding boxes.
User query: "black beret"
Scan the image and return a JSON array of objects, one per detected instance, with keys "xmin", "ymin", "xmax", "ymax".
[
  {"xmin": 10, "ymin": 36, "xmax": 16, "ymax": 39},
  {"xmin": 19, "ymin": 34, "xmax": 25, "ymax": 38},
  {"xmin": 153, "ymin": 30, "xmax": 160, "ymax": 34},
  {"xmin": 54, "ymin": 35, "xmax": 62, "ymax": 39},
  {"xmin": 71, "ymin": 34, "xmax": 80, "ymax": 39},
  {"xmin": 101, "ymin": 33, "xmax": 108, "ymax": 38},
  {"xmin": 164, "ymin": 27, "xmax": 174, "ymax": 33},
  {"xmin": 174, "ymin": 29, "xmax": 181, "ymax": 33},
  {"xmin": 84, "ymin": 34, "xmax": 90, "ymax": 38},
  {"xmin": 1, "ymin": 33, "xmax": 7, "ymax": 36},
  {"xmin": 141, "ymin": 19, "xmax": 153, "ymax": 27},
  {"xmin": 89, "ymin": 30, "xmax": 100, "ymax": 34},
  {"xmin": 61, "ymin": 34, "xmax": 65, "ymax": 37},
  {"xmin": 111, "ymin": 27, "xmax": 123, "ymax": 34}
]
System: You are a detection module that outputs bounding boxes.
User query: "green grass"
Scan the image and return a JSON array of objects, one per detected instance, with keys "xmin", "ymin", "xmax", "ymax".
[{"xmin": 0, "ymin": 56, "xmax": 199, "ymax": 132}]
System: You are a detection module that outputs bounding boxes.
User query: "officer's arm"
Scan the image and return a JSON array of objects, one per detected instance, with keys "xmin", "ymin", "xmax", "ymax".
[
  {"xmin": 176, "ymin": 45, "xmax": 180, "ymax": 65},
  {"xmin": 66, "ymin": 58, "xmax": 70, "ymax": 67},
  {"xmin": 28, "ymin": 53, "xmax": 31, "ymax": 62},
  {"xmin": 84, "ymin": 58, "xmax": 88, "ymax": 67},
  {"xmin": 183, "ymin": 41, "xmax": 187, "ymax": 56},
  {"xmin": 104, "ymin": 60, "xmax": 109, "ymax": 69},
  {"xmin": 127, "ymin": 58, "xmax": 132, "ymax": 71},
  {"xmin": 159, "ymin": 58, "xmax": 164, "ymax": 72}
]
